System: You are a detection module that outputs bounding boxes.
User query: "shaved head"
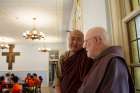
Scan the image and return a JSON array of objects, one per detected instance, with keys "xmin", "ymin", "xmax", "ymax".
[
  {"xmin": 68, "ymin": 30, "xmax": 84, "ymax": 40},
  {"xmin": 84, "ymin": 27, "xmax": 110, "ymax": 58},
  {"xmin": 68, "ymin": 30, "xmax": 84, "ymax": 53}
]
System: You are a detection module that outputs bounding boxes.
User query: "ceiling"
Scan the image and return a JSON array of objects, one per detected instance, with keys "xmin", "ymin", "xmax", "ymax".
[{"xmin": 0, "ymin": 0, "xmax": 73, "ymax": 44}]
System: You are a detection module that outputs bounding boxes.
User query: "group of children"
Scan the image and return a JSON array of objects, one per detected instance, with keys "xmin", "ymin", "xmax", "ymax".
[
  {"xmin": 24, "ymin": 73, "xmax": 43, "ymax": 93},
  {"xmin": 0, "ymin": 73, "xmax": 43, "ymax": 93}
]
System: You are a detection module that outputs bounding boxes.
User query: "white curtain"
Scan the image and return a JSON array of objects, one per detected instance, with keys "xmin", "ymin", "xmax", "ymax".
[{"xmin": 106, "ymin": 0, "xmax": 131, "ymax": 64}]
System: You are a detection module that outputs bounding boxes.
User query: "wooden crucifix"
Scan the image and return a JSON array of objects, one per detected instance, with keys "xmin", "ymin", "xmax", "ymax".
[{"xmin": 2, "ymin": 44, "xmax": 20, "ymax": 70}]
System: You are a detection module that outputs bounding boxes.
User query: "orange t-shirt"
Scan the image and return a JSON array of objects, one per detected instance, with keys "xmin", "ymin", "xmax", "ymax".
[
  {"xmin": 34, "ymin": 78, "xmax": 40, "ymax": 86},
  {"xmin": 28, "ymin": 79, "xmax": 35, "ymax": 87},
  {"xmin": 11, "ymin": 83, "xmax": 22, "ymax": 93}
]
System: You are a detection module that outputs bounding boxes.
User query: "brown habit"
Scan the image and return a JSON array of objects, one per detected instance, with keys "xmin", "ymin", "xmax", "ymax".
[{"xmin": 78, "ymin": 46, "xmax": 135, "ymax": 93}]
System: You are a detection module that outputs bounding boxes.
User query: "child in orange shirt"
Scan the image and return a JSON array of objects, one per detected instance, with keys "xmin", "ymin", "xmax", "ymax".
[{"xmin": 11, "ymin": 76, "xmax": 22, "ymax": 93}]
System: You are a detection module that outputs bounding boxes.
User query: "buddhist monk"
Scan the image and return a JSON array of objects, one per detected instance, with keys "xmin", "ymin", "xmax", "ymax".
[{"xmin": 55, "ymin": 30, "xmax": 93, "ymax": 93}]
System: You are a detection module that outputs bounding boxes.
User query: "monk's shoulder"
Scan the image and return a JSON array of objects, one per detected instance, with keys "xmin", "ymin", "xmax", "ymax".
[
  {"xmin": 60, "ymin": 51, "xmax": 70, "ymax": 58},
  {"xmin": 59, "ymin": 51, "xmax": 70, "ymax": 64}
]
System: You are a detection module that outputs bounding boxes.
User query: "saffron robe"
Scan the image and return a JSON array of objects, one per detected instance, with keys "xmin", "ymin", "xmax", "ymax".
[
  {"xmin": 78, "ymin": 46, "xmax": 135, "ymax": 93},
  {"xmin": 60, "ymin": 48, "xmax": 93, "ymax": 93}
]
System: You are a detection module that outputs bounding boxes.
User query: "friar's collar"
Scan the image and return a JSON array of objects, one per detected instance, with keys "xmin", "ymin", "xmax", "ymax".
[{"xmin": 93, "ymin": 46, "xmax": 123, "ymax": 62}]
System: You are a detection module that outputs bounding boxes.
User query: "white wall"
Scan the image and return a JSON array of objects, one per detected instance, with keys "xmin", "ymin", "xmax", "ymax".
[
  {"xmin": 81, "ymin": 0, "xmax": 107, "ymax": 31},
  {"xmin": 0, "ymin": 43, "xmax": 66, "ymax": 71},
  {"xmin": 0, "ymin": 43, "xmax": 66, "ymax": 85},
  {"xmin": 0, "ymin": 44, "xmax": 49, "ymax": 71}
]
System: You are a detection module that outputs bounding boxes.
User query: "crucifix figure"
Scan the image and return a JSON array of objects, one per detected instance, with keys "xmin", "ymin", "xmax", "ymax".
[{"xmin": 2, "ymin": 44, "xmax": 20, "ymax": 70}]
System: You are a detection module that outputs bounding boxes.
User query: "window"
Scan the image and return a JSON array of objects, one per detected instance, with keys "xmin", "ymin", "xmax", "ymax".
[
  {"xmin": 128, "ymin": 15, "xmax": 140, "ymax": 64},
  {"xmin": 126, "ymin": 0, "xmax": 140, "ymax": 91}
]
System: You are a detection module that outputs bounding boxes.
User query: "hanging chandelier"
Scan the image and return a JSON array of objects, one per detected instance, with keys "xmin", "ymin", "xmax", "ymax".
[
  {"xmin": 38, "ymin": 39, "xmax": 51, "ymax": 52},
  {"xmin": 22, "ymin": 18, "xmax": 45, "ymax": 40},
  {"xmin": 38, "ymin": 47, "xmax": 51, "ymax": 52}
]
